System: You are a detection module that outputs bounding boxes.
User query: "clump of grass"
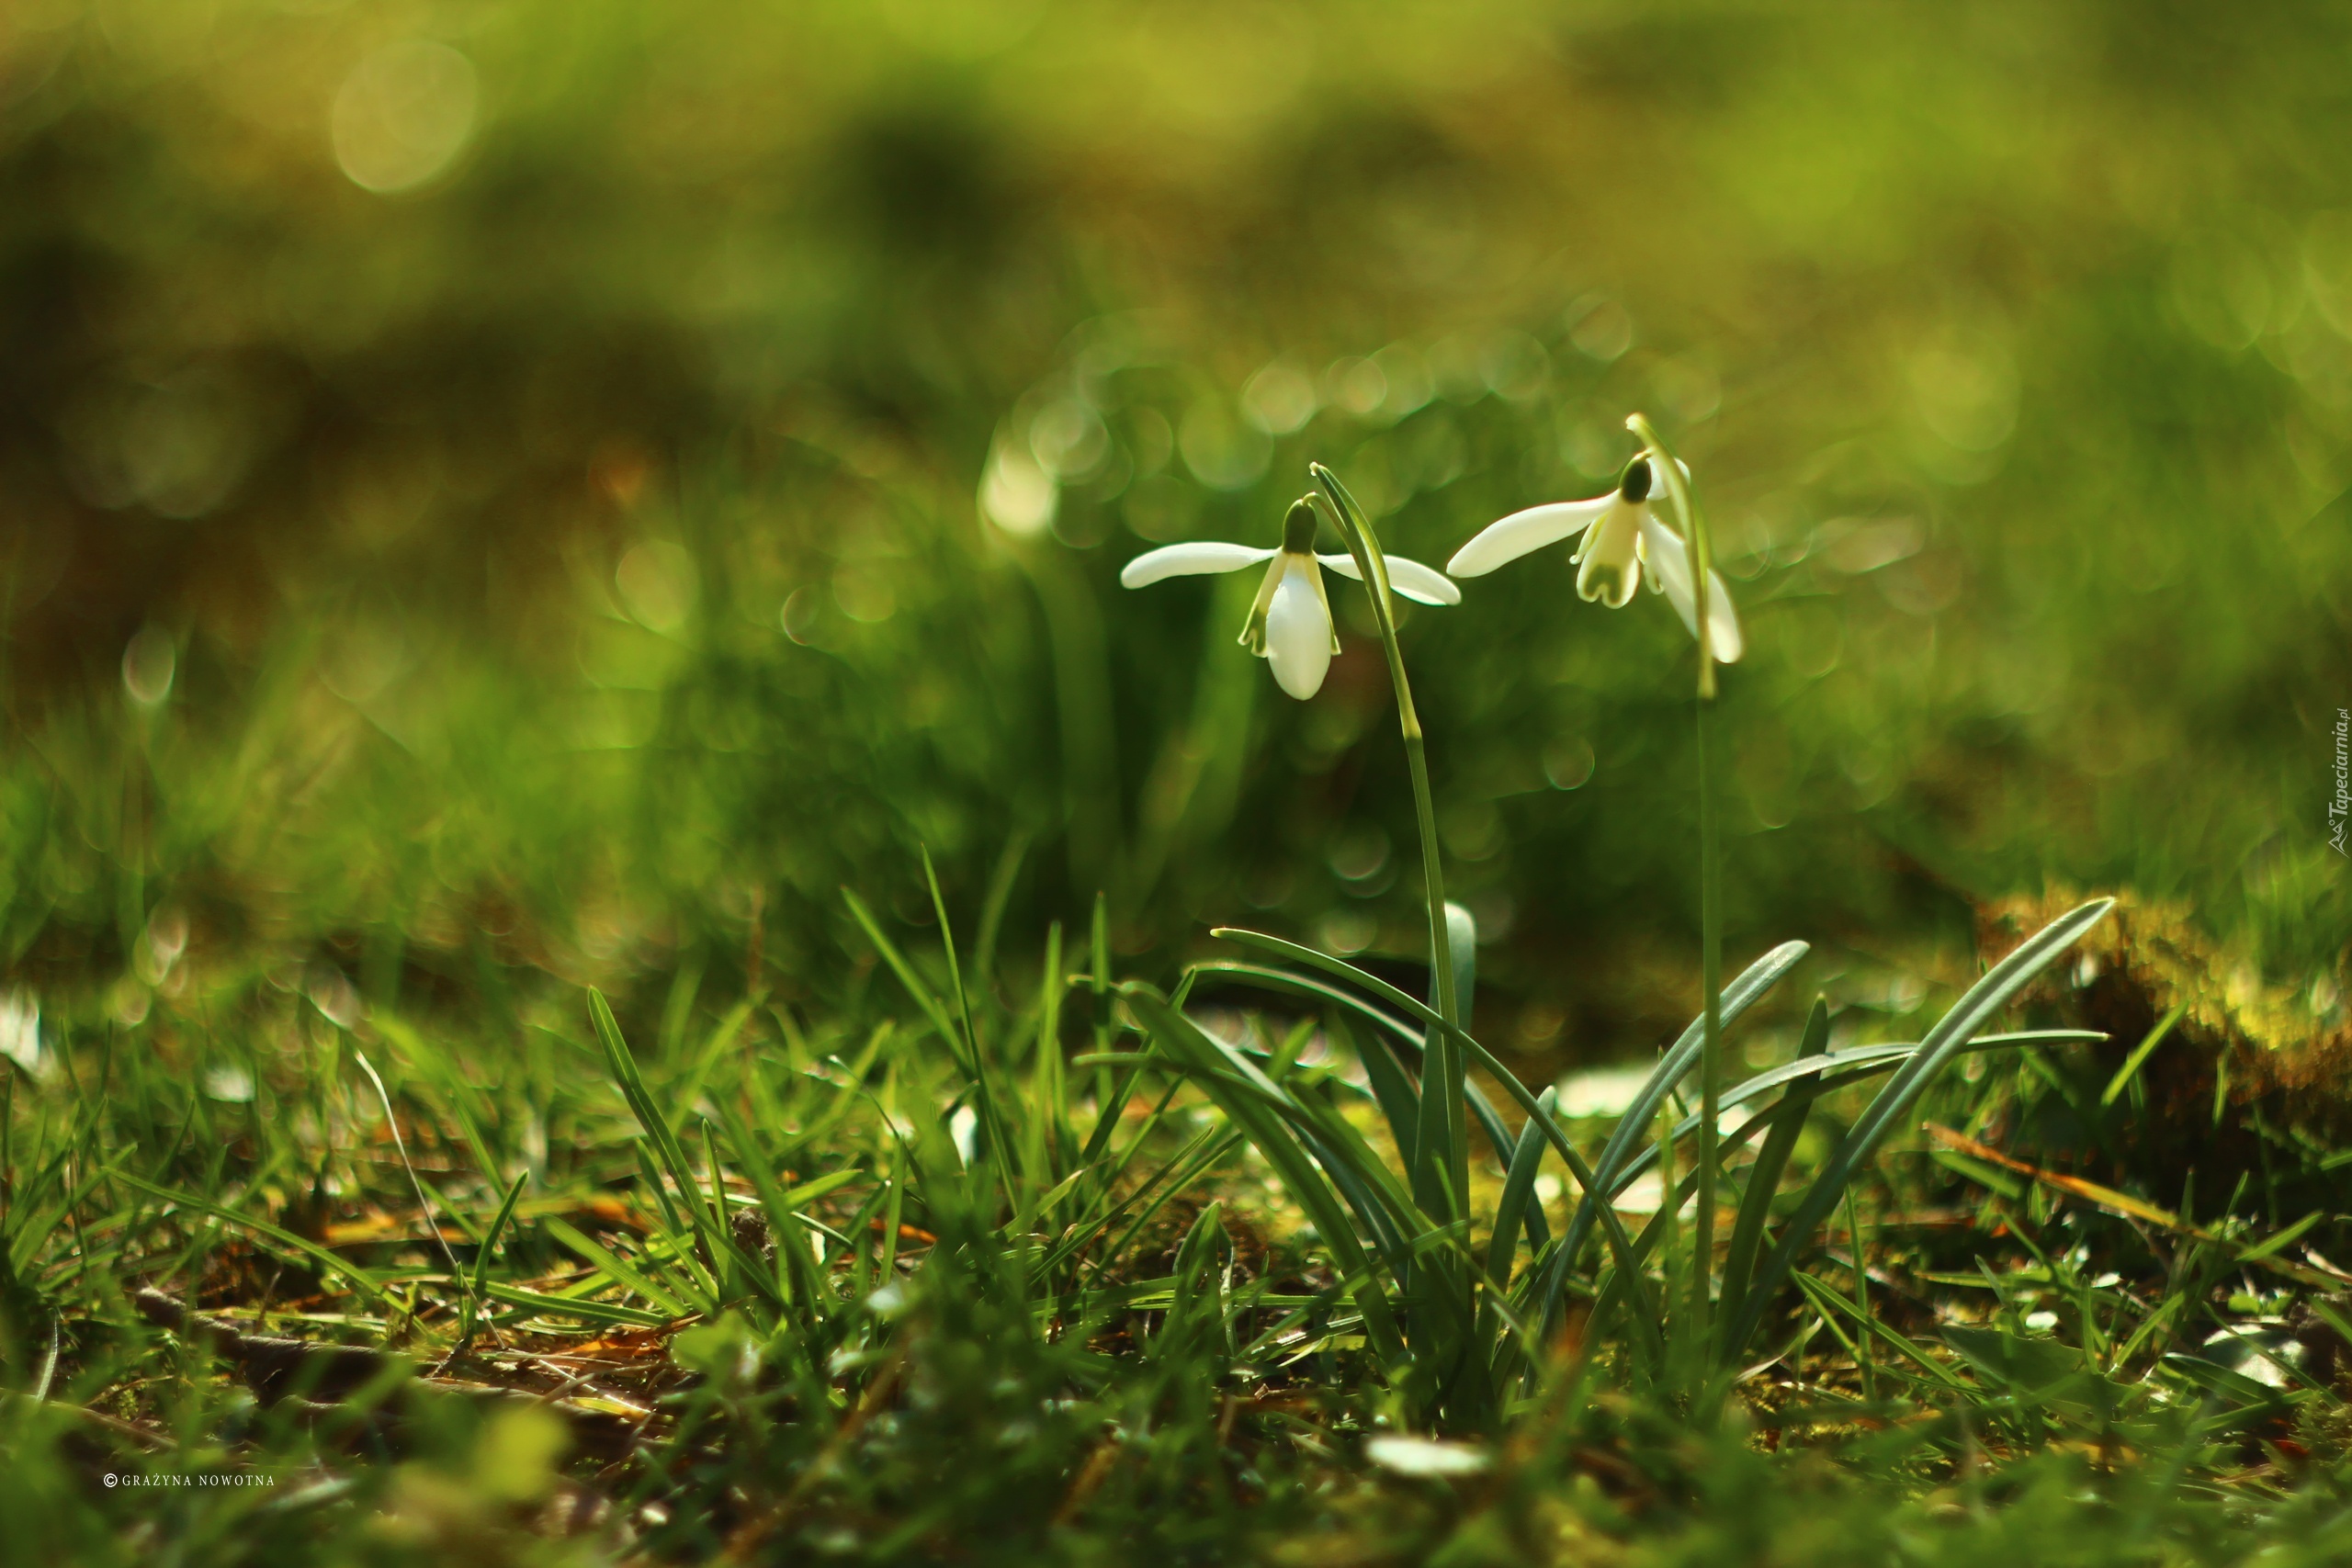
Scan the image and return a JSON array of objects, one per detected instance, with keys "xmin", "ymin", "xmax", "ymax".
[{"xmin": 5, "ymin": 862, "xmax": 2350, "ymax": 1563}]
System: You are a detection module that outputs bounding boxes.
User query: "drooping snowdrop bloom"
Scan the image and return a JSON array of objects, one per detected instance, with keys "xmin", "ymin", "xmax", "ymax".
[
  {"xmin": 1446, "ymin": 457, "xmax": 1742, "ymax": 662},
  {"xmin": 1119, "ymin": 500, "xmax": 1461, "ymax": 699}
]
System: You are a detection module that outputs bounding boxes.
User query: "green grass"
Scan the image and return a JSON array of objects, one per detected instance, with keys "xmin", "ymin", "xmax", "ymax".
[
  {"xmin": 5, "ymin": 0, "xmax": 2352, "ymax": 1562},
  {"xmin": 4, "ymin": 824, "xmax": 2350, "ymax": 1563}
]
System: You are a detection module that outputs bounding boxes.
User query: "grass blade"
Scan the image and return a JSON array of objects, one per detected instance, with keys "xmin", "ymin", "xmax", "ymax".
[
  {"xmin": 1120, "ymin": 982, "xmax": 1408, "ymax": 1365},
  {"xmin": 2102, "ymin": 1000, "xmax": 2187, "ymax": 1106},
  {"xmin": 1485, "ymin": 1086, "xmax": 1556, "ymax": 1290},
  {"xmin": 463, "ymin": 1168, "xmax": 531, "ymax": 1345},
  {"xmin": 1189, "ymin": 962, "xmax": 1553, "ymax": 1257},
  {"xmin": 545, "ymin": 1215, "xmax": 695, "ymax": 1318},
  {"xmin": 481, "ymin": 1284, "xmax": 673, "ymax": 1329},
  {"xmin": 842, "ymin": 888, "xmax": 966, "ymax": 1064},
  {"xmin": 922, "ymin": 846, "xmax": 1019, "ymax": 1204},
  {"xmin": 109, "ymin": 1171, "xmax": 390, "ymax": 1308},
  {"xmin": 592, "ymin": 990, "xmax": 733, "ymax": 1276}
]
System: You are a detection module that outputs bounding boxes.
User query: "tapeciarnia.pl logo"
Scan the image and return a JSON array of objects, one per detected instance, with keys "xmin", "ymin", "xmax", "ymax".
[{"xmin": 2332, "ymin": 707, "xmax": 2349, "ymax": 857}]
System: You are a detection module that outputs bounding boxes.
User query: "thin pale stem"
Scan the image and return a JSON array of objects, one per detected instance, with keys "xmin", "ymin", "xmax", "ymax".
[
  {"xmin": 1624, "ymin": 413, "xmax": 1725, "ymax": 1362},
  {"xmin": 1692, "ymin": 694, "xmax": 1723, "ymax": 1351}
]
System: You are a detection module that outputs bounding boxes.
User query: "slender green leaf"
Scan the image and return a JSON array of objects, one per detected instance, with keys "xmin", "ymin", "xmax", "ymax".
[
  {"xmin": 481, "ymin": 1283, "xmax": 672, "ymax": 1329},
  {"xmin": 1721, "ymin": 998, "xmax": 1829, "ymax": 1341},
  {"xmin": 922, "ymin": 845, "xmax": 1019, "ymax": 1203},
  {"xmin": 467, "ymin": 1169, "xmax": 531, "ymax": 1318},
  {"xmin": 546, "ymin": 1215, "xmax": 695, "ymax": 1317},
  {"xmin": 1724, "ymin": 898, "xmax": 2113, "ymax": 1359},
  {"xmin": 1120, "ymin": 982, "xmax": 1408, "ymax": 1364},
  {"xmin": 2103, "ymin": 1001, "xmax": 2187, "ymax": 1106},
  {"xmin": 842, "ymin": 891, "xmax": 965, "ymax": 1061},
  {"xmin": 109, "ymin": 1171, "xmax": 390, "ymax": 1307}
]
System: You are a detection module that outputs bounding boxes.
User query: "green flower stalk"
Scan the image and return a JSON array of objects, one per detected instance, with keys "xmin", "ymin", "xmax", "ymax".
[
  {"xmin": 1627, "ymin": 412, "xmax": 1727, "ymax": 1352},
  {"xmin": 1449, "ymin": 415, "xmax": 1740, "ymax": 1360},
  {"xmin": 1308, "ymin": 466, "xmax": 1474, "ymax": 1293}
]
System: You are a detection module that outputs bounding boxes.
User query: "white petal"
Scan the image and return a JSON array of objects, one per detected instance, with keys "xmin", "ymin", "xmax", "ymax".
[
  {"xmin": 1444, "ymin": 495, "xmax": 1612, "ymax": 577},
  {"xmin": 1316, "ymin": 553, "xmax": 1462, "ymax": 605},
  {"xmin": 1118, "ymin": 541, "xmax": 1276, "ymax": 589},
  {"xmin": 1262, "ymin": 559, "xmax": 1332, "ymax": 699},
  {"xmin": 1640, "ymin": 517, "xmax": 1744, "ymax": 663},
  {"xmin": 1706, "ymin": 574, "xmax": 1745, "ymax": 662},
  {"xmin": 1640, "ymin": 516, "xmax": 1692, "ymax": 616}
]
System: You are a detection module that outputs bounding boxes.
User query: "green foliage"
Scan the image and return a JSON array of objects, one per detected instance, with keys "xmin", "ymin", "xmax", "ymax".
[
  {"xmin": 2, "ymin": 1, "xmax": 2350, "ymax": 1562},
  {"xmin": 3, "ymin": 878, "xmax": 2349, "ymax": 1562}
]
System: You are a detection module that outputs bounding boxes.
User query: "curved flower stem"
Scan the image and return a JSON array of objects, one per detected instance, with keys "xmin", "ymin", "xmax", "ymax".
[
  {"xmin": 1625, "ymin": 414, "xmax": 1724, "ymax": 1363},
  {"xmin": 1627, "ymin": 414, "xmax": 1717, "ymax": 696},
  {"xmin": 1690, "ymin": 684, "xmax": 1723, "ymax": 1351},
  {"xmin": 1308, "ymin": 466, "xmax": 1466, "ymax": 1215}
]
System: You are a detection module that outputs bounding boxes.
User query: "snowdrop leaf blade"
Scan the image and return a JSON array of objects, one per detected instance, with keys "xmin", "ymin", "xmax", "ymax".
[
  {"xmin": 1719, "ymin": 998, "xmax": 1832, "ymax": 1342},
  {"xmin": 1200, "ymin": 931, "xmax": 1668, "ymax": 1343},
  {"xmin": 1119, "ymin": 981, "xmax": 1408, "ymax": 1363},
  {"xmin": 1605, "ymin": 1032, "xmax": 2094, "ymax": 1212},
  {"xmin": 1542, "ymin": 939, "xmax": 1810, "ymax": 1320},
  {"xmin": 1445, "ymin": 498, "xmax": 1611, "ymax": 577},
  {"xmin": 1724, "ymin": 898, "xmax": 2114, "ymax": 1360},
  {"xmin": 1210, "ymin": 928, "xmax": 1442, "ymax": 1034},
  {"xmin": 1118, "ymin": 541, "xmax": 1276, "ymax": 589},
  {"xmin": 1485, "ymin": 1087, "xmax": 1556, "ymax": 1285}
]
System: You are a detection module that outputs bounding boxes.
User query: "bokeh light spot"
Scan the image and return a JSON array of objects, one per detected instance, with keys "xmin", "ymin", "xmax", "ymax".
[
  {"xmin": 122, "ymin": 626, "xmax": 176, "ymax": 706},
  {"xmin": 980, "ymin": 439, "xmax": 1057, "ymax": 536},
  {"xmin": 1177, "ymin": 400, "xmax": 1270, "ymax": 491},
  {"xmin": 2304, "ymin": 210, "xmax": 2352, "ymax": 339},
  {"xmin": 1568, "ymin": 298, "xmax": 1635, "ymax": 362},
  {"xmin": 1909, "ymin": 325, "xmax": 2019, "ymax": 452},
  {"xmin": 1242, "ymin": 361, "xmax": 1318, "ymax": 435},
  {"xmin": 332, "ymin": 40, "xmax": 480, "ymax": 194},
  {"xmin": 1029, "ymin": 399, "xmax": 1108, "ymax": 480},
  {"xmin": 1543, "ymin": 735, "xmax": 1595, "ymax": 790},
  {"xmin": 616, "ymin": 541, "xmax": 697, "ymax": 633}
]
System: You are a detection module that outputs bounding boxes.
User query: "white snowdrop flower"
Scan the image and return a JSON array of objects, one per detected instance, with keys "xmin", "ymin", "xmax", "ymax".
[
  {"xmin": 202, "ymin": 1064, "xmax": 256, "ymax": 1103},
  {"xmin": 1446, "ymin": 456, "xmax": 1741, "ymax": 663},
  {"xmin": 1119, "ymin": 499, "xmax": 1460, "ymax": 700},
  {"xmin": 1364, "ymin": 1433, "xmax": 1490, "ymax": 1477},
  {"xmin": 1, "ymin": 990, "xmax": 42, "ymax": 1076}
]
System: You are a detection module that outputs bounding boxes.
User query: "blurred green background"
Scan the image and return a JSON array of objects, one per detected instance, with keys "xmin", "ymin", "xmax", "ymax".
[{"xmin": 2, "ymin": 0, "xmax": 2346, "ymax": 1061}]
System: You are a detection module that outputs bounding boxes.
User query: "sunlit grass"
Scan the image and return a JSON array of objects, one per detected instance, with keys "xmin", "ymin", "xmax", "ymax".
[{"xmin": 3, "ymin": 1, "xmax": 2351, "ymax": 1562}]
